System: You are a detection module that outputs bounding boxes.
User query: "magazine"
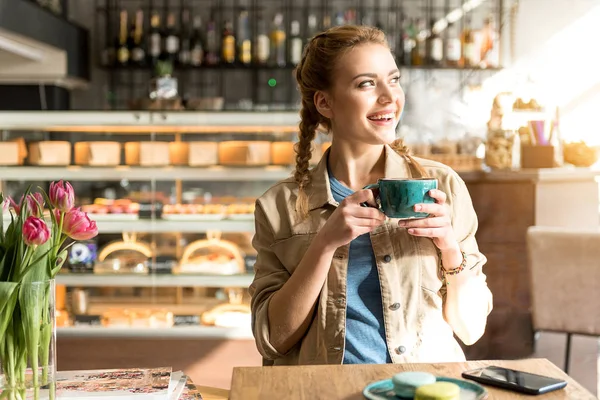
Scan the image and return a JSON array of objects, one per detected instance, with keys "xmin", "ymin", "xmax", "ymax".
[{"xmin": 55, "ymin": 367, "xmax": 172, "ymax": 399}]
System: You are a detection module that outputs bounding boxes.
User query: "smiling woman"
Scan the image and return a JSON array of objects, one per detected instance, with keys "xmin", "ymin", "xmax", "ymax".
[{"xmin": 248, "ymin": 25, "xmax": 493, "ymax": 367}]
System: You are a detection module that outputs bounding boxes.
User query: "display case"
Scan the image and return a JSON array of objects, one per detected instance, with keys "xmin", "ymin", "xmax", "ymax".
[
  {"xmin": 0, "ymin": 110, "xmax": 304, "ymax": 343},
  {"xmin": 0, "ymin": 109, "xmax": 303, "ymax": 387}
]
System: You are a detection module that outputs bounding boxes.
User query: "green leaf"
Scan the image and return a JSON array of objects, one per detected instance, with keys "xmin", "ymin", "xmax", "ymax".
[
  {"xmin": 0, "ymin": 192, "xmax": 4, "ymax": 242},
  {"xmin": 21, "ymin": 241, "xmax": 52, "ymax": 284},
  {"xmin": 49, "ymin": 249, "xmax": 68, "ymax": 278},
  {"xmin": 19, "ymin": 280, "xmax": 47, "ymax": 388},
  {"xmin": 0, "ymin": 281, "xmax": 18, "ymax": 340}
]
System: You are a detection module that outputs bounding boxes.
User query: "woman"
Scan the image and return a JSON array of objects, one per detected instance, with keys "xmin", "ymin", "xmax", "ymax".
[{"xmin": 249, "ymin": 25, "xmax": 492, "ymax": 365}]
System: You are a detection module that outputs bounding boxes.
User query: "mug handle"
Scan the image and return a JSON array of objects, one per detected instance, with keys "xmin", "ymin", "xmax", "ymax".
[{"xmin": 361, "ymin": 183, "xmax": 380, "ymax": 209}]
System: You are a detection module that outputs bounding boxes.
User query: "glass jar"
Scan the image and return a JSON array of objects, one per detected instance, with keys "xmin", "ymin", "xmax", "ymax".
[{"xmin": 485, "ymin": 129, "xmax": 521, "ymax": 170}]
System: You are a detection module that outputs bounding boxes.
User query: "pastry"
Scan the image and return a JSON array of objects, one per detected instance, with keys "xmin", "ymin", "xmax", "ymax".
[
  {"xmin": 414, "ymin": 382, "xmax": 460, "ymax": 400},
  {"xmin": 392, "ymin": 371, "xmax": 437, "ymax": 398}
]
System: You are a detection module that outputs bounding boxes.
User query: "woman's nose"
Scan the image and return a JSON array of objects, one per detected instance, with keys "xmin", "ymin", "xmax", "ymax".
[{"xmin": 377, "ymin": 86, "xmax": 395, "ymax": 104}]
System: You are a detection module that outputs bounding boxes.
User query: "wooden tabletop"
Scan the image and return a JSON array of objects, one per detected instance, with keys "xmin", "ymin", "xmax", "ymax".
[
  {"xmin": 229, "ymin": 358, "xmax": 596, "ymax": 399},
  {"xmin": 197, "ymin": 385, "xmax": 229, "ymax": 400}
]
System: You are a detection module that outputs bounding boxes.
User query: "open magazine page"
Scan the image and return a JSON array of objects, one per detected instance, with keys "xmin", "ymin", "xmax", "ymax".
[{"xmin": 55, "ymin": 367, "xmax": 172, "ymax": 399}]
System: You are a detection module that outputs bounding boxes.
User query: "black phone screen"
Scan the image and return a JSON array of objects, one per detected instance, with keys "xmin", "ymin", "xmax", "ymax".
[{"xmin": 462, "ymin": 366, "xmax": 568, "ymax": 395}]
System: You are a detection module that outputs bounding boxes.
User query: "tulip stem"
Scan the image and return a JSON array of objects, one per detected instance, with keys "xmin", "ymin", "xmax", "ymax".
[{"xmin": 13, "ymin": 246, "xmax": 33, "ymax": 282}]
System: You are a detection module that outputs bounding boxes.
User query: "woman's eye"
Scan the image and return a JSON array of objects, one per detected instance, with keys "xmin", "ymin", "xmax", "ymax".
[
  {"xmin": 391, "ymin": 75, "xmax": 401, "ymax": 84},
  {"xmin": 358, "ymin": 80, "xmax": 375, "ymax": 88}
]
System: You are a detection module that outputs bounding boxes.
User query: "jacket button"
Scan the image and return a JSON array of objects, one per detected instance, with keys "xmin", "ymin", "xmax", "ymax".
[
  {"xmin": 336, "ymin": 297, "xmax": 345, "ymax": 305},
  {"xmin": 383, "ymin": 255, "xmax": 392, "ymax": 263},
  {"xmin": 395, "ymin": 345, "xmax": 407, "ymax": 355},
  {"xmin": 389, "ymin": 303, "xmax": 400, "ymax": 311},
  {"xmin": 332, "ymin": 346, "xmax": 342, "ymax": 352}
]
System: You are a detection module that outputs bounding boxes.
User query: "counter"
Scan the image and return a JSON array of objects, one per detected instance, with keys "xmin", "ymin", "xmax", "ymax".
[{"xmin": 462, "ymin": 167, "xmax": 599, "ymax": 359}]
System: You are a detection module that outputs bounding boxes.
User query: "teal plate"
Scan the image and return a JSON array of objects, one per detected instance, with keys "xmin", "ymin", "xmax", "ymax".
[{"xmin": 363, "ymin": 377, "xmax": 488, "ymax": 400}]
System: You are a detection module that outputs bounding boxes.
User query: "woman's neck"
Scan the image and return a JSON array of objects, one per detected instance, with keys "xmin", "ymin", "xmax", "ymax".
[{"xmin": 327, "ymin": 141, "xmax": 386, "ymax": 191}]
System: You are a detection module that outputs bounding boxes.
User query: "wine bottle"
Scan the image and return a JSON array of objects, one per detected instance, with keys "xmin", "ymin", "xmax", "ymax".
[
  {"xmin": 222, "ymin": 20, "xmax": 236, "ymax": 64},
  {"xmin": 130, "ymin": 9, "xmax": 146, "ymax": 66},
  {"xmin": 190, "ymin": 15, "xmax": 204, "ymax": 67},
  {"xmin": 411, "ymin": 18, "xmax": 426, "ymax": 66},
  {"xmin": 254, "ymin": 13, "xmax": 270, "ymax": 65},
  {"xmin": 178, "ymin": 9, "xmax": 192, "ymax": 66},
  {"xmin": 289, "ymin": 20, "xmax": 303, "ymax": 66},
  {"xmin": 270, "ymin": 13, "xmax": 286, "ymax": 67},
  {"xmin": 164, "ymin": 13, "xmax": 180, "ymax": 63},
  {"xmin": 148, "ymin": 13, "xmax": 162, "ymax": 67},
  {"xmin": 426, "ymin": 18, "xmax": 443, "ymax": 66},
  {"xmin": 205, "ymin": 18, "xmax": 219, "ymax": 65},
  {"xmin": 237, "ymin": 10, "xmax": 251, "ymax": 65},
  {"xmin": 117, "ymin": 10, "xmax": 129, "ymax": 66},
  {"xmin": 445, "ymin": 22, "xmax": 461, "ymax": 67},
  {"xmin": 461, "ymin": 17, "xmax": 477, "ymax": 67}
]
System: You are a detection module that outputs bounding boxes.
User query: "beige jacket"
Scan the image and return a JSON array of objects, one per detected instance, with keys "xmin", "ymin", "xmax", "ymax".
[{"xmin": 249, "ymin": 144, "xmax": 491, "ymax": 365}]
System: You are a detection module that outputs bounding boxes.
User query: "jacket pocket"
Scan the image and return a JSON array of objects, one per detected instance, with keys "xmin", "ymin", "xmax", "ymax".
[
  {"xmin": 415, "ymin": 238, "xmax": 443, "ymax": 294},
  {"xmin": 270, "ymin": 233, "xmax": 316, "ymax": 274}
]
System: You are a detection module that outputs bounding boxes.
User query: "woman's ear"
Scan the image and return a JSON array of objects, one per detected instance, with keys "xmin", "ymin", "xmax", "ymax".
[{"xmin": 314, "ymin": 91, "xmax": 333, "ymax": 119}]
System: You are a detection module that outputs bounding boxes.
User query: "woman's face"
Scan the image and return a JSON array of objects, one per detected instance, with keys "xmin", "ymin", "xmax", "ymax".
[{"xmin": 318, "ymin": 43, "xmax": 405, "ymax": 146}]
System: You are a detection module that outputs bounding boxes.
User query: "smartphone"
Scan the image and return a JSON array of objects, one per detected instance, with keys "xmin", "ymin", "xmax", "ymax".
[{"xmin": 462, "ymin": 366, "xmax": 568, "ymax": 395}]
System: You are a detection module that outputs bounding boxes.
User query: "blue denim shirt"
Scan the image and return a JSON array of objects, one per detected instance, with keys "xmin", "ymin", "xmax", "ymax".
[{"xmin": 328, "ymin": 168, "xmax": 391, "ymax": 364}]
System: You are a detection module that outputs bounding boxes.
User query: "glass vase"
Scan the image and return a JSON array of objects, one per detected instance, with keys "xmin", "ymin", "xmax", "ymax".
[{"xmin": 0, "ymin": 280, "xmax": 56, "ymax": 400}]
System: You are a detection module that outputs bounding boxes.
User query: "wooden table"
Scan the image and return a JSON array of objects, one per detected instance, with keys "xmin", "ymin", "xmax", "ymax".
[
  {"xmin": 197, "ymin": 385, "xmax": 229, "ymax": 400},
  {"xmin": 229, "ymin": 358, "xmax": 596, "ymax": 399}
]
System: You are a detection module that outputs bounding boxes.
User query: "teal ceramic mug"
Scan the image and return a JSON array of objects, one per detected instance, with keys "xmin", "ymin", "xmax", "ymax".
[{"xmin": 364, "ymin": 178, "xmax": 438, "ymax": 219}]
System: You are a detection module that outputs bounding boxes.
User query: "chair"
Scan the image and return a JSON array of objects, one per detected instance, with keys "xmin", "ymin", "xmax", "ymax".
[{"xmin": 526, "ymin": 226, "xmax": 600, "ymax": 373}]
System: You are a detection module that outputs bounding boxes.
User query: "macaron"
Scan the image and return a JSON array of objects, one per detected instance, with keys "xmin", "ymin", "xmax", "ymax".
[
  {"xmin": 414, "ymin": 381, "xmax": 461, "ymax": 400},
  {"xmin": 392, "ymin": 371, "xmax": 437, "ymax": 398}
]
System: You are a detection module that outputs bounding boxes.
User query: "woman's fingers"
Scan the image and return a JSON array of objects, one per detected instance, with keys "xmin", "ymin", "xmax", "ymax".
[{"xmin": 428, "ymin": 189, "xmax": 447, "ymax": 204}]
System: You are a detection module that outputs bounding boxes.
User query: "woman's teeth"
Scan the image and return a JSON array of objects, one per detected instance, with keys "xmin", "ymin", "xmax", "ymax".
[{"xmin": 368, "ymin": 113, "xmax": 394, "ymax": 121}]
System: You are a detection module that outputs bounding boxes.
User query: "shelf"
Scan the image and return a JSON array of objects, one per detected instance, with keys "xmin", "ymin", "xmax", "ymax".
[
  {"xmin": 399, "ymin": 65, "xmax": 502, "ymax": 71},
  {"xmin": 96, "ymin": 219, "xmax": 255, "ymax": 233},
  {"xmin": 0, "ymin": 165, "xmax": 292, "ymax": 181},
  {"xmin": 101, "ymin": 64, "xmax": 297, "ymax": 71},
  {"xmin": 57, "ymin": 325, "xmax": 254, "ymax": 339},
  {"xmin": 3, "ymin": 216, "xmax": 255, "ymax": 233},
  {"xmin": 100, "ymin": 64, "xmax": 502, "ymax": 73},
  {"xmin": 55, "ymin": 273, "xmax": 254, "ymax": 287},
  {"xmin": 0, "ymin": 110, "xmax": 300, "ymax": 133}
]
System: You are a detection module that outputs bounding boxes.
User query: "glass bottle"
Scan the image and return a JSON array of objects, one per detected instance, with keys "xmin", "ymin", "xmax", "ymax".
[
  {"xmin": 289, "ymin": 20, "xmax": 303, "ymax": 66},
  {"xmin": 222, "ymin": 20, "xmax": 236, "ymax": 64},
  {"xmin": 254, "ymin": 14, "xmax": 270, "ymax": 65},
  {"xmin": 270, "ymin": 13, "xmax": 286, "ymax": 67},
  {"xmin": 117, "ymin": 10, "xmax": 129, "ymax": 66},
  {"xmin": 237, "ymin": 10, "xmax": 251, "ymax": 65},
  {"xmin": 130, "ymin": 9, "xmax": 146, "ymax": 66},
  {"xmin": 190, "ymin": 15, "xmax": 204, "ymax": 67},
  {"xmin": 445, "ymin": 22, "xmax": 461, "ymax": 67}
]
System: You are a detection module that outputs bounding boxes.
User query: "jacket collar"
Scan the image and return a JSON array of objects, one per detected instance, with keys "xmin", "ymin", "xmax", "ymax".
[{"xmin": 307, "ymin": 144, "xmax": 414, "ymax": 211}]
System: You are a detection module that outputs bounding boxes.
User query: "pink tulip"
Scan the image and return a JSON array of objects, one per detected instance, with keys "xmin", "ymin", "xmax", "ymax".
[
  {"xmin": 53, "ymin": 209, "xmax": 61, "ymax": 223},
  {"xmin": 22, "ymin": 216, "xmax": 50, "ymax": 246},
  {"xmin": 2, "ymin": 197, "xmax": 8, "ymax": 214},
  {"xmin": 8, "ymin": 196, "xmax": 22, "ymax": 214},
  {"xmin": 25, "ymin": 193, "xmax": 45, "ymax": 217},
  {"xmin": 49, "ymin": 180, "xmax": 75, "ymax": 212},
  {"xmin": 62, "ymin": 208, "xmax": 98, "ymax": 240}
]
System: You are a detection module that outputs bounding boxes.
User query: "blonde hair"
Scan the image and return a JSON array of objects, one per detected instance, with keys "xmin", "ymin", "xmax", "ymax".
[{"xmin": 293, "ymin": 25, "xmax": 426, "ymax": 218}]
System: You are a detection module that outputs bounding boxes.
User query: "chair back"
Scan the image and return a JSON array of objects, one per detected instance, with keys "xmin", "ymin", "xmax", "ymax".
[{"xmin": 527, "ymin": 226, "xmax": 600, "ymax": 336}]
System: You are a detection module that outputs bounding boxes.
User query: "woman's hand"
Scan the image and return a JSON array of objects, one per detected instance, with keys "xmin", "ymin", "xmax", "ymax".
[
  {"xmin": 318, "ymin": 189, "xmax": 386, "ymax": 250},
  {"xmin": 398, "ymin": 189, "xmax": 458, "ymax": 251}
]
